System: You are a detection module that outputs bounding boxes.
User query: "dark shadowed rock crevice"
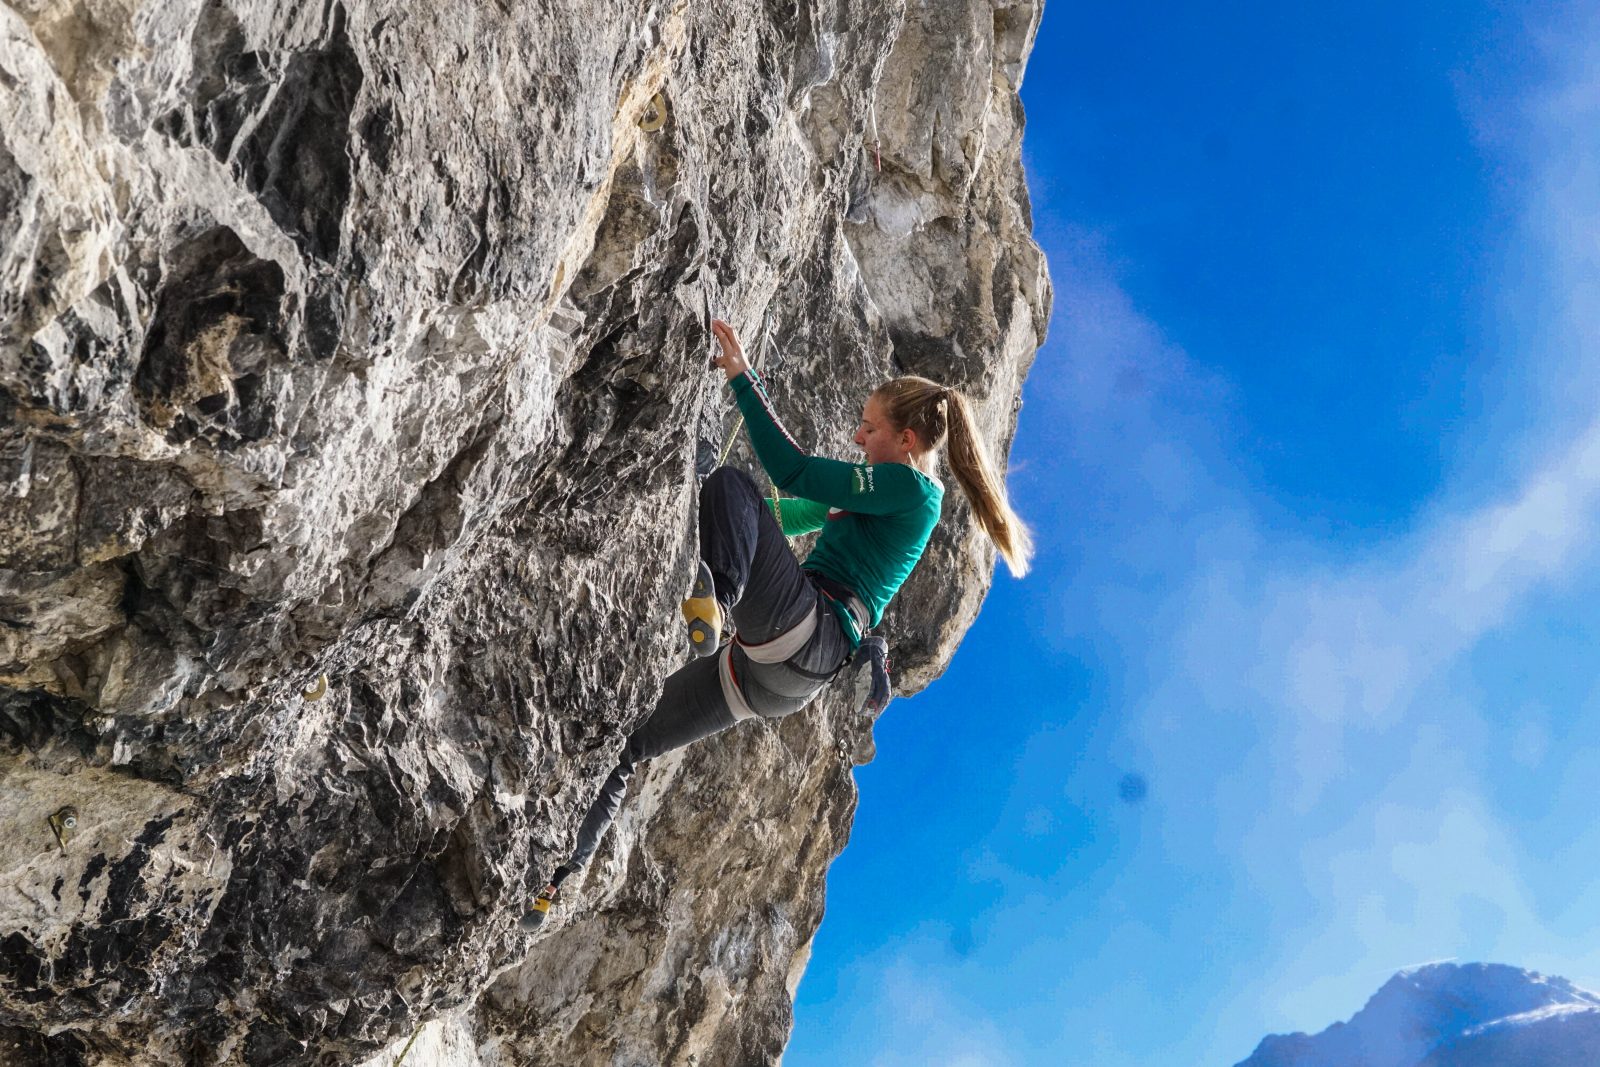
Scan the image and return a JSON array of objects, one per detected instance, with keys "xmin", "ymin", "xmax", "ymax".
[{"xmin": 1, "ymin": 0, "xmax": 1050, "ymax": 1063}]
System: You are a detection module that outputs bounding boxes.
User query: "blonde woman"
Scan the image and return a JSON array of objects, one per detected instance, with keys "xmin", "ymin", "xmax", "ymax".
[{"xmin": 522, "ymin": 319, "xmax": 1032, "ymax": 929}]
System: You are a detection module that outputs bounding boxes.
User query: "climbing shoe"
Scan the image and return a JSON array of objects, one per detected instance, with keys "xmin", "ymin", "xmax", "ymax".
[
  {"xmin": 519, "ymin": 882, "xmax": 560, "ymax": 932},
  {"xmin": 681, "ymin": 561, "xmax": 723, "ymax": 657}
]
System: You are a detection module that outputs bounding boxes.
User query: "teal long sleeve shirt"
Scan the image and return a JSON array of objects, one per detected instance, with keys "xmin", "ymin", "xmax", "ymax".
[{"xmin": 729, "ymin": 370, "xmax": 943, "ymax": 629}]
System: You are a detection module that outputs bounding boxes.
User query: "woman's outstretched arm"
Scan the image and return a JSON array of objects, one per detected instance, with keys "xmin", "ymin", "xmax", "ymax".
[{"xmin": 711, "ymin": 320, "xmax": 929, "ymax": 515}]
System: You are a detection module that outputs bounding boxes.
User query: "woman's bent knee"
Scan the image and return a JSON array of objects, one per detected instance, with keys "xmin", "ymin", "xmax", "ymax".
[{"xmin": 704, "ymin": 465, "xmax": 760, "ymax": 497}]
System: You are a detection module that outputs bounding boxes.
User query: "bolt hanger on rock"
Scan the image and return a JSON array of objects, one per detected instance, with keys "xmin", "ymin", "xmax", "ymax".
[{"xmin": 48, "ymin": 806, "xmax": 79, "ymax": 852}]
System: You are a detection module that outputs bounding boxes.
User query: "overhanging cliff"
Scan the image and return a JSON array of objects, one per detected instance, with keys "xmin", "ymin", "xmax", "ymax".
[{"xmin": 0, "ymin": 0, "xmax": 1049, "ymax": 1063}]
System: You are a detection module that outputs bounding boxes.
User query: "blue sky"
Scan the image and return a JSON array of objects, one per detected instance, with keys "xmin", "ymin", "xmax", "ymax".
[{"xmin": 789, "ymin": 3, "xmax": 1600, "ymax": 1065}]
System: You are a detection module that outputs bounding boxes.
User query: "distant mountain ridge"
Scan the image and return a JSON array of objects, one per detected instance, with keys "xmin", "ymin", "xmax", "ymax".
[{"xmin": 1237, "ymin": 962, "xmax": 1600, "ymax": 1067}]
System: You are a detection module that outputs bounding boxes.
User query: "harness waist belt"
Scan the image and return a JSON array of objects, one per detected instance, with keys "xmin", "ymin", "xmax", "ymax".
[
  {"xmin": 735, "ymin": 603, "xmax": 819, "ymax": 663},
  {"xmin": 803, "ymin": 570, "xmax": 869, "ymax": 636},
  {"xmin": 719, "ymin": 645, "xmax": 758, "ymax": 721}
]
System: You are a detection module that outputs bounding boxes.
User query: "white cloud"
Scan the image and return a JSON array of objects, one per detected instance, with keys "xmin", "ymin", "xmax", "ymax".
[
  {"xmin": 1179, "ymin": 409, "xmax": 1600, "ymax": 806},
  {"xmin": 803, "ymin": 940, "xmax": 1021, "ymax": 1067},
  {"xmin": 1005, "ymin": 10, "xmax": 1600, "ymax": 1057},
  {"xmin": 822, "ymin": 10, "xmax": 1600, "ymax": 1065},
  {"xmin": 1135, "ymin": 9, "xmax": 1600, "ymax": 1052}
]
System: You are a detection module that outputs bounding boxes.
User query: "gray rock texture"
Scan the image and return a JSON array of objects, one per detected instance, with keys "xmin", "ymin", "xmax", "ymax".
[{"xmin": 0, "ymin": 0, "xmax": 1049, "ymax": 1063}]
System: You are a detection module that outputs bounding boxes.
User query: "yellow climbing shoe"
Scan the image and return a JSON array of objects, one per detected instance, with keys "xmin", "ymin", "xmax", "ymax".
[
  {"xmin": 519, "ymin": 883, "xmax": 560, "ymax": 931},
  {"xmin": 681, "ymin": 561, "xmax": 723, "ymax": 657}
]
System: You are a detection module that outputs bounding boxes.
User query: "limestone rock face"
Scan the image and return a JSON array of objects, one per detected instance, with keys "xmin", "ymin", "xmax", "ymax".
[{"xmin": 0, "ymin": 0, "xmax": 1048, "ymax": 1063}]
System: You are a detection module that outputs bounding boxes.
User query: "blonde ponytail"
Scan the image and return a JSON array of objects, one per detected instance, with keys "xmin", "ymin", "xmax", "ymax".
[{"xmin": 872, "ymin": 377, "xmax": 1035, "ymax": 577}]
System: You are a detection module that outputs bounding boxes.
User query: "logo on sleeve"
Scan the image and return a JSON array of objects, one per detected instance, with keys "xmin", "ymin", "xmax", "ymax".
[{"xmin": 851, "ymin": 464, "xmax": 876, "ymax": 495}]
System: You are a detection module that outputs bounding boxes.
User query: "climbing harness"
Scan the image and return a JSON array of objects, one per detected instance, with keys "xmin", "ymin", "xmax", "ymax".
[
  {"xmin": 807, "ymin": 572, "xmax": 867, "ymax": 648},
  {"xmin": 736, "ymin": 601, "xmax": 822, "ymax": 664},
  {"xmin": 805, "ymin": 571, "xmax": 892, "ymax": 714}
]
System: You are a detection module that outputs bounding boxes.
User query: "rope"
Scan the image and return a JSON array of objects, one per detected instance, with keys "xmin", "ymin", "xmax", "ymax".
[
  {"xmin": 715, "ymin": 410, "xmax": 744, "ymax": 468},
  {"xmin": 391, "ymin": 1025, "xmax": 423, "ymax": 1067}
]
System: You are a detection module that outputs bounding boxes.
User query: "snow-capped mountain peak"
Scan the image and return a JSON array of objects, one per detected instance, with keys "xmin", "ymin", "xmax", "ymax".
[{"xmin": 1237, "ymin": 962, "xmax": 1600, "ymax": 1067}]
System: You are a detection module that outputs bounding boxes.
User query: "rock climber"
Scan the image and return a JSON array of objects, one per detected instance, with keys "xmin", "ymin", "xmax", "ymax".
[{"xmin": 520, "ymin": 318, "xmax": 1033, "ymax": 930}]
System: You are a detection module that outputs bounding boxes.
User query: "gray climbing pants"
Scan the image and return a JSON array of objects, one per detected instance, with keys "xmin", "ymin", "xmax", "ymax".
[{"xmin": 558, "ymin": 467, "xmax": 860, "ymax": 879}]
